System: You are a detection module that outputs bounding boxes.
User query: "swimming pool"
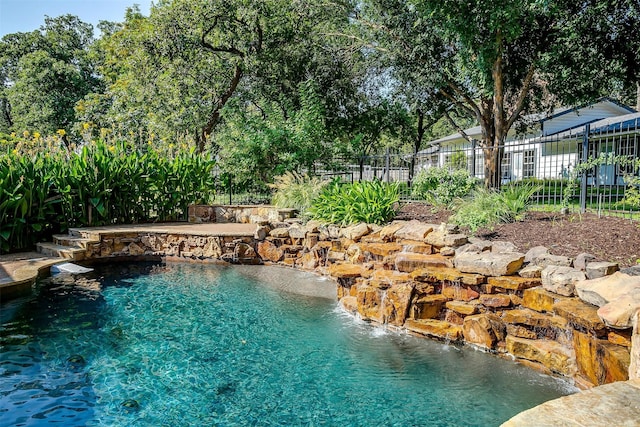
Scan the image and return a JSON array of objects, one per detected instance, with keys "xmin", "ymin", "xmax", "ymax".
[{"xmin": 0, "ymin": 262, "xmax": 575, "ymax": 426}]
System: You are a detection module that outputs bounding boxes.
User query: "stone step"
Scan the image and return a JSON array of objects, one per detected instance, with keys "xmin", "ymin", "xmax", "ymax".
[
  {"xmin": 68, "ymin": 228, "xmax": 102, "ymax": 242},
  {"xmin": 52, "ymin": 234, "xmax": 98, "ymax": 249},
  {"xmin": 36, "ymin": 242, "xmax": 86, "ymax": 261}
]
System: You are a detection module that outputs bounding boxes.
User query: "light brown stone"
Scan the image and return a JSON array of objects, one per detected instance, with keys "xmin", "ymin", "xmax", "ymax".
[
  {"xmin": 444, "ymin": 310, "xmax": 465, "ymax": 325},
  {"xmin": 573, "ymin": 330, "xmax": 630, "ymax": 386},
  {"xmin": 502, "ymin": 308, "xmax": 568, "ymax": 330},
  {"xmin": 340, "ymin": 296, "xmax": 358, "ymax": 314},
  {"xmin": 327, "ymin": 263, "xmax": 364, "ymax": 279},
  {"xmin": 405, "ymin": 319, "xmax": 463, "ymax": 341},
  {"xmin": 445, "ymin": 301, "xmax": 478, "ymax": 316},
  {"xmin": 394, "ymin": 221, "xmax": 434, "ymax": 241},
  {"xmin": 532, "ymin": 253, "xmax": 573, "ymax": 268},
  {"xmin": 463, "ymin": 313, "xmax": 505, "ymax": 349},
  {"xmin": 358, "ymin": 243, "xmax": 403, "ymax": 259},
  {"xmin": 506, "ymin": 324, "xmax": 538, "ymax": 339},
  {"xmin": 518, "ymin": 264, "xmax": 543, "ymax": 278},
  {"xmin": 442, "ymin": 283, "xmax": 480, "ymax": 302},
  {"xmin": 398, "ymin": 240, "xmax": 433, "ymax": 254},
  {"xmin": 257, "ymin": 241, "xmax": 284, "ymax": 262},
  {"xmin": 342, "ymin": 223, "xmax": 370, "ymax": 241},
  {"xmin": 585, "ymin": 261, "xmax": 619, "ymax": 279},
  {"xmin": 356, "ymin": 285, "xmax": 383, "ymax": 323},
  {"xmin": 395, "ymin": 253, "xmax": 454, "ymax": 272},
  {"xmin": 454, "ymin": 252, "xmax": 525, "ymax": 277},
  {"xmin": 479, "ymin": 293, "xmax": 512, "ymax": 308},
  {"xmin": 506, "ymin": 335, "xmax": 576, "ymax": 376},
  {"xmin": 576, "ymin": 271, "xmax": 640, "ymax": 307},
  {"xmin": 411, "ymin": 295, "xmax": 449, "ymax": 319},
  {"xmin": 379, "ymin": 221, "xmax": 406, "ymax": 241},
  {"xmin": 410, "ymin": 266, "xmax": 485, "ymax": 285},
  {"xmin": 270, "ymin": 227, "xmax": 290, "ymax": 238},
  {"xmin": 486, "ymin": 276, "xmax": 541, "ymax": 292},
  {"xmin": 597, "ymin": 290, "xmax": 640, "ymax": 329},
  {"xmin": 371, "ymin": 269, "xmax": 412, "ymax": 283},
  {"xmin": 631, "ymin": 311, "xmax": 640, "ymax": 380},
  {"xmin": 541, "ymin": 265, "xmax": 586, "ymax": 296},
  {"xmin": 608, "ymin": 330, "xmax": 632, "ymax": 348},
  {"xmin": 503, "ymin": 380, "xmax": 640, "ymax": 427},
  {"xmin": 383, "ymin": 283, "xmax": 415, "ymax": 326},
  {"xmin": 553, "ymin": 298, "xmax": 607, "ymax": 337},
  {"xmin": 425, "ymin": 230, "xmax": 468, "ymax": 248},
  {"xmin": 297, "ymin": 252, "xmax": 318, "ymax": 270},
  {"xmin": 522, "ymin": 287, "xmax": 559, "ymax": 313}
]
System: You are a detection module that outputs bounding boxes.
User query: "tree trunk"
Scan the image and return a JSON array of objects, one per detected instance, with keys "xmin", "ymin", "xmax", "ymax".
[
  {"xmin": 409, "ymin": 109, "xmax": 425, "ymax": 185},
  {"xmin": 198, "ymin": 64, "xmax": 243, "ymax": 153},
  {"xmin": 636, "ymin": 81, "xmax": 640, "ymax": 112}
]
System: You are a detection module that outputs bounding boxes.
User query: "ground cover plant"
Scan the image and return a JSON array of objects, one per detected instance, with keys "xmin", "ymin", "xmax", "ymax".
[{"xmin": 0, "ymin": 136, "xmax": 215, "ymax": 253}]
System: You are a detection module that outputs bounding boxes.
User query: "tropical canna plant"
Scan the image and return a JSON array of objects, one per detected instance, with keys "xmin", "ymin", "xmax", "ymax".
[
  {"xmin": 309, "ymin": 179, "xmax": 399, "ymax": 226},
  {"xmin": 1, "ymin": 137, "xmax": 216, "ymax": 253}
]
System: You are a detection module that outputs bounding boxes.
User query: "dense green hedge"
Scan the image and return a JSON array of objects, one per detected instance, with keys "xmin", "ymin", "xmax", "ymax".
[{"xmin": 1, "ymin": 137, "xmax": 215, "ymax": 253}]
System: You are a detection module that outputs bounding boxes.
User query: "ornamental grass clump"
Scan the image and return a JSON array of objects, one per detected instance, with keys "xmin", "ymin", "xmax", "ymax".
[
  {"xmin": 451, "ymin": 182, "xmax": 542, "ymax": 233},
  {"xmin": 309, "ymin": 180, "xmax": 399, "ymax": 226},
  {"xmin": 269, "ymin": 171, "xmax": 328, "ymax": 216}
]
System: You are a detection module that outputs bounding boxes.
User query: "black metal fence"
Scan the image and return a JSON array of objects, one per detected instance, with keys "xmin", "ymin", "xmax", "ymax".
[
  {"xmin": 214, "ymin": 117, "xmax": 640, "ymax": 216},
  {"xmin": 317, "ymin": 119, "xmax": 640, "ymax": 216}
]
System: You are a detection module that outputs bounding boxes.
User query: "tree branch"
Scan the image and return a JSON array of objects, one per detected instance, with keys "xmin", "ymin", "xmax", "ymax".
[
  {"xmin": 445, "ymin": 81, "xmax": 482, "ymax": 121},
  {"xmin": 505, "ymin": 64, "xmax": 536, "ymax": 132},
  {"xmin": 439, "ymin": 87, "xmax": 479, "ymax": 122},
  {"xmin": 442, "ymin": 108, "xmax": 474, "ymax": 144}
]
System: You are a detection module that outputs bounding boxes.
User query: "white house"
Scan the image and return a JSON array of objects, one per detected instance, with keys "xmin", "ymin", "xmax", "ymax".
[{"xmin": 418, "ymin": 98, "xmax": 638, "ymax": 185}]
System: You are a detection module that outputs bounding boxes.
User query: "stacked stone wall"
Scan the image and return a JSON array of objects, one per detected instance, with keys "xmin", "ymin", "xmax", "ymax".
[{"xmin": 77, "ymin": 217, "xmax": 640, "ymax": 389}]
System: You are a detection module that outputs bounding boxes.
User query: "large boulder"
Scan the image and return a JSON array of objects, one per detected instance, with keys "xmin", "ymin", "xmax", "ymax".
[
  {"xmin": 541, "ymin": 266, "xmax": 586, "ymax": 296},
  {"xmin": 575, "ymin": 272, "xmax": 640, "ymax": 307},
  {"xmin": 394, "ymin": 221, "xmax": 434, "ymax": 241},
  {"xmin": 597, "ymin": 290, "xmax": 640, "ymax": 329},
  {"xmin": 454, "ymin": 252, "xmax": 525, "ymax": 277}
]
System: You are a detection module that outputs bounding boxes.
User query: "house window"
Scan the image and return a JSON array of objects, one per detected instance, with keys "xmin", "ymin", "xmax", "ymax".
[
  {"xmin": 502, "ymin": 150, "xmax": 536, "ymax": 181},
  {"xmin": 501, "ymin": 152, "xmax": 512, "ymax": 180},
  {"xmin": 523, "ymin": 149, "xmax": 535, "ymax": 178}
]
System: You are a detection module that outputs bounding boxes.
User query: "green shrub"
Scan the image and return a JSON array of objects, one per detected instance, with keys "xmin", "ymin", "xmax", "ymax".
[
  {"xmin": 499, "ymin": 182, "xmax": 543, "ymax": 221},
  {"xmin": 269, "ymin": 171, "xmax": 328, "ymax": 215},
  {"xmin": 451, "ymin": 188, "xmax": 506, "ymax": 232},
  {"xmin": 309, "ymin": 180, "xmax": 399, "ymax": 226},
  {"xmin": 411, "ymin": 167, "xmax": 478, "ymax": 207},
  {"xmin": 452, "ymin": 182, "xmax": 541, "ymax": 233}
]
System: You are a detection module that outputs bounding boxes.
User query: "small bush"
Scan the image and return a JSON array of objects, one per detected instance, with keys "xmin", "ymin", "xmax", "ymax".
[
  {"xmin": 411, "ymin": 167, "xmax": 478, "ymax": 208},
  {"xmin": 452, "ymin": 182, "xmax": 541, "ymax": 233},
  {"xmin": 451, "ymin": 188, "xmax": 506, "ymax": 232},
  {"xmin": 499, "ymin": 182, "xmax": 543, "ymax": 221},
  {"xmin": 309, "ymin": 180, "xmax": 399, "ymax": 226},
  {"xmin": 269, "ymin": 171, "xmax": 328, "ymax": 215}
]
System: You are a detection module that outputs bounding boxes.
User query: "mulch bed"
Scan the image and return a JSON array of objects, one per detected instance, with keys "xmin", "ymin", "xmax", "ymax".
[{"xmin": 395, "ymin": 203, "xmax": 640, "ymax": 268}]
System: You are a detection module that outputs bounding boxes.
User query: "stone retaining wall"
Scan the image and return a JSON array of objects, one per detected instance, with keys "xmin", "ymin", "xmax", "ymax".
[{"xmin": 77, "ymin": 217, "xmax": 640, "ymax": 389}]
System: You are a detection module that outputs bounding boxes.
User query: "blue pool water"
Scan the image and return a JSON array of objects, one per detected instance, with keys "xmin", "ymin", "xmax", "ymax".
[{"xmin": 1, "ymin": 262, "xmax": 575, "ymax": 426}]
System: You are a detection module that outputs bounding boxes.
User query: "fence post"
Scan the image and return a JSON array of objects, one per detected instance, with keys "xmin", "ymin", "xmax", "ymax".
[
  {"xmin": 470, "ymin": 139, "xmax": 477, "ymax": 177},
  {"xmin": 580, "ymin": 124, "xmax": 590, "ymax": 213},
  {"xmin": 228, "ymin": 174, "xmax": 233, "ymax": 205},
  {"xmin": 385, "ymin": 148, "xmax": 391, "ymax": 183}
]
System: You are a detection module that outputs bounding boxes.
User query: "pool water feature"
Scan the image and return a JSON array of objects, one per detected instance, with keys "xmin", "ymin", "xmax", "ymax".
[{"xmin": 1, "ymin": 263, "xmax": 576, "ymax": 426}]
